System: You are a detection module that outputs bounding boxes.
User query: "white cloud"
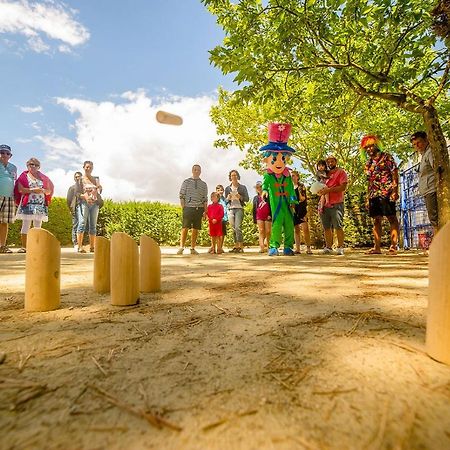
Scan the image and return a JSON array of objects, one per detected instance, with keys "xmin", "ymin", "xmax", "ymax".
[
  {"xmin": 19, "ymin": 105, "xmax": 43, "ymax": 113},
  {"xmin": 0, "ymin": 0, "xmax": 89, "ymax": 53},
  {"xmin": 43, "ymin": 91, "xmax": 260, "ymax": 204}
]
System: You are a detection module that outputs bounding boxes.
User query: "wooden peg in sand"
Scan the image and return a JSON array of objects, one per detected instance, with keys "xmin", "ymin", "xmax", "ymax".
[
  {"xmin": 156, "ymin": 110, "xmax": 183, "ymax": 126},
  {"xmin": 93, "ymin": 236, "xmax": 110, "ymax": 294},
  {"xmin": 110, "ymin": 232, "xmax": 139, "ymax": 306},
  {"xmin": 25, "ymin": 228, "xmax": 60, "ymax": 312},
  {"xmin": 139, "ymin": 235, "xmax": 161, "ymax": 293},
  {"xmin": 426, "ymin": 221, "xmax": 450, "ymax": 365}
]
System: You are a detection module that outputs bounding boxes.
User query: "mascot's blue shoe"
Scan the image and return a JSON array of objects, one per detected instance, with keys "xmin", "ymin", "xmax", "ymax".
[
  {"xmin": 283, "ymin": 248, "xmax": 295, "ymax": 256},
  {"xmin": 268, "ymin": 248, "xmax": 279, "ymax": 256}
]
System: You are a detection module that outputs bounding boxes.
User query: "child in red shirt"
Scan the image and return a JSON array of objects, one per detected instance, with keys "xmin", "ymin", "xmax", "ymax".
[{"xmin": 207, "ymin": 192, "xmax": 224, "ymax": 254}]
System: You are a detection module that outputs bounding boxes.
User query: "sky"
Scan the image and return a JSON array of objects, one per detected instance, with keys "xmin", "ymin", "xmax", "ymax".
[{"xmin": 0, "ymin": 0, "xmax": 262, "ymax": 204}]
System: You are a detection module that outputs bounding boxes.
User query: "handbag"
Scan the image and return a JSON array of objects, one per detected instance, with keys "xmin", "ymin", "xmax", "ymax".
[{"xmin": 96, "ymin": 192, "xmax": 104, "ymax": 208}]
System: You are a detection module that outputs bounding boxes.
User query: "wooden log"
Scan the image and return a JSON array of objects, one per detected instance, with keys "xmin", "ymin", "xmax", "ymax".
[
  {"xmin": 93, "ymin": 236, "xmax": 110, "ymax": 294},
  {"xmin": 25, "ymin": 228, "xmax": 60, "ymax": 312},
  {"xmin": 110, "ymin": 232, "xmax": 139, "ymax": 306},
  {"xmin": 155, "ymin": 110, "xmax": 183, "ymax": 126},
  {"xmin": 426, "ymin": 221, "xmax": 450, "ymax": 365},
  {"xmin": 139, "ymin": 235, "xmax": 161, "ymax": 293}
]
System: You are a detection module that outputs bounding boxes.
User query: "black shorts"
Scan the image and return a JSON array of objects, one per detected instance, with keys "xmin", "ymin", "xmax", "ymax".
[
  {"xmin": 424, "ymin": 192, "xmax": 438, "ymax": 228},
  {"xmin": 369, "ymin": 196, "xmax": 397, "ymax": 218},
  {"xmin": 182, "ymin": 207, "xmax": 204, "ymax": 230}
]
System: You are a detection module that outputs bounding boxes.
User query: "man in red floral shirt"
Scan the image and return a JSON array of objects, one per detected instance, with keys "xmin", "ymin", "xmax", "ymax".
[{"xmin": 362, "ymin": 135, "xmax": 400, "ymax": 255}]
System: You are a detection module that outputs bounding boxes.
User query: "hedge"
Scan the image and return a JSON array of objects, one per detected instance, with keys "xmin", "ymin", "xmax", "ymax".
[{"xmin": 4, "ymin": 195, "xmax": 389, "ymax": 249}]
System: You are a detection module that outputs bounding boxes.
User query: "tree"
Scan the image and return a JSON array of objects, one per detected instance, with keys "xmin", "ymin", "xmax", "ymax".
[{"xmin": 203, "ymin": 0, "xmax": 450, "ymax": 227}]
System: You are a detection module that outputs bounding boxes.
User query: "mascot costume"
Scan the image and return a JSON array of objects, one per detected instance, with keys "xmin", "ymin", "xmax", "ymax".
[{"xmin": 260, "ymin": 123, "xmax": 297, "ymax": 256}]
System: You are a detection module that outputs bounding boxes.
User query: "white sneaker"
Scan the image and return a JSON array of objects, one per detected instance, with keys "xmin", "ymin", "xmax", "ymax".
[
  {"xmin": 321, "ymin": 247, "xmax": 333, "ymax": 254},
  {"xmin": 336, "ymin": 247, "xmax": 345, "ymax": 255}
]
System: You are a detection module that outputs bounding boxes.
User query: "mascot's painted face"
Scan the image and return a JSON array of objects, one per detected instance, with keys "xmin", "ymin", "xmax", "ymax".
[{"xmin": 264, "ymin": 151, "xmax": 290, "ymax": 175}]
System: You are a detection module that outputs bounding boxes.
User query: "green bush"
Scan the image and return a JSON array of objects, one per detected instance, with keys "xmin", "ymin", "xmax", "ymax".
[{"xmin": 3, "ymin": 195, "xmax": 382, "ymax": 249}]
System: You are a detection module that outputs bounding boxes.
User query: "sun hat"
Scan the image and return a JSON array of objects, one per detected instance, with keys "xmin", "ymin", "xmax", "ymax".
[
  {"xmin": 0, "ymin": 144, "xmax": 11, "ymax": 153},
  {"xmin": 260, "ymin": 123, "xmax": 296, "ymax": 153}
]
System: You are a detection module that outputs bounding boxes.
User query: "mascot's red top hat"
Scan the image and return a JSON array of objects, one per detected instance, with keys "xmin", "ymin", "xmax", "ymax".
[{"xmin": 260, "ymin": 123, "xmax": 296, "ymax": 153}]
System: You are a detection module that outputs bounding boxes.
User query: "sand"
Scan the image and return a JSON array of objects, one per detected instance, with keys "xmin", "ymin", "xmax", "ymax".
[{"xmin": 1, "ymin": 247, "xmax": 450, "ymax": 450}]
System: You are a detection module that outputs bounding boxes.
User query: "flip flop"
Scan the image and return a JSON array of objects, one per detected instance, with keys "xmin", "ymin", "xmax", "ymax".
[
  {"xmin": 365, "ymin": 248, "xmax": 382, "ymax": 255},
  {"xmin": 387, "ymin": 247, "xmax": 398, "ymax": 255}
]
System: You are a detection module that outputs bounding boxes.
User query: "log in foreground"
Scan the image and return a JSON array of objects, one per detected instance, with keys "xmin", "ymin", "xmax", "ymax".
[
  {"xmin": 426, "ymin": 221, "xmax": 450, "ymax": 365},
  {"xmin": 25, "ymin": 228, "xmax": 60, "ymax": 312}
]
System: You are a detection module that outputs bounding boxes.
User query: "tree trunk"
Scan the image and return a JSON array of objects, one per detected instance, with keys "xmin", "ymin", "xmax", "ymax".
[{"xmin": 423, "ymin": 106, "xmax": 450, "ymax": 228}]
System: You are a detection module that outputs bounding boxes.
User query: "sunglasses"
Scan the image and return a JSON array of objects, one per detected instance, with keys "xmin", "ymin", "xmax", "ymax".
[{"xmin": 0, "ymin": 151, "xmax": 11, "ymax": 156}]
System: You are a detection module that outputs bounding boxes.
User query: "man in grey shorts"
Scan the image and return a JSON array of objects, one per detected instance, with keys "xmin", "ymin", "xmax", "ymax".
[
  {"xmin": 411, "ymin": 131, "xmax": 438, "ymax": 234},
  {"xmin": 177, "ymin": 164, "xmax": 208, "ymax": 255},
  {"xmin": 317, "ymin": 155, "xmax": 348, "ymax": 255},
  {"xmin": 0, "ymin": 144, "xmax": 17, "ymax": 254}
]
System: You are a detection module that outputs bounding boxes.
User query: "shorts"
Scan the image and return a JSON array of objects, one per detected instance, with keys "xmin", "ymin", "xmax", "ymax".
[
  {"xmin": 368, "ymin": 196, "xmax": 397, "ymax": 218},
  {"xmin": 424, "ymin": 192, "xmax": 438, "ymax": 228},
  {"xmin": 0, "ymin": 196, "xmax": 16, "ymax": 223},
  {"xmin": 293, "ymin": 203, "xmax": 307, "ymax": 225},
  {"xmin": 182, "ymin": 206, "xmax": 204, "ymax": 230},
  {"xmin": 320, "ymin": 203, "xmax": 344, "ymax": 229}
]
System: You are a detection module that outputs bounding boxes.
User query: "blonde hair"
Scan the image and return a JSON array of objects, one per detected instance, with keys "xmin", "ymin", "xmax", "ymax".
[{"xmin": 26, "ymin": 157, "xmax": 40, "ymax": 168}]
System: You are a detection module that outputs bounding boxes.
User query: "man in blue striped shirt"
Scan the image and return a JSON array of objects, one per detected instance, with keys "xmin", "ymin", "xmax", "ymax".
[{"xmin": 177, "ymin": 164, "xmax": 208, "ymax": 255}]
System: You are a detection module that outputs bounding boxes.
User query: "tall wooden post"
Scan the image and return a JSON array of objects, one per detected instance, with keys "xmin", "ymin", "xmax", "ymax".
[
  {"xmin": 140, "ymin": 235, "xmax": 161, "ymax": 293},
  {"xmin": 110, "ymin": 232, "xmax": 139, "ymax": 306},
  {"xmin": 25, "ymin": 228, "xmax": 60, "ymax": 312},
  {"xmin": 93, "ymin": 236, "xmax": 110, "ymax": 293},
  {"xmin": 426, "ymin": 222, "xmax": 450, "ymax": 365}
]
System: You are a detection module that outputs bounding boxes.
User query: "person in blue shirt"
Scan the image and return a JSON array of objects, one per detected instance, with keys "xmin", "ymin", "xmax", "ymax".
[{"xmin": 0, "ymin": 145, "xmax": 17, "ymax": 253}]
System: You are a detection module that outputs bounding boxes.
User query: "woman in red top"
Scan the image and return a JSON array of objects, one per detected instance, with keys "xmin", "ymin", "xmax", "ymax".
[{"xmin": 207, "ymin": 192, "xmax": 224, "ymax": 254}]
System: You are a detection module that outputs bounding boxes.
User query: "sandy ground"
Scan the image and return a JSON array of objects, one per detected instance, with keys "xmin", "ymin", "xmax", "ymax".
[{"xmin": 1, "ymin": 247, "xmax": 450, "ymax": 450}]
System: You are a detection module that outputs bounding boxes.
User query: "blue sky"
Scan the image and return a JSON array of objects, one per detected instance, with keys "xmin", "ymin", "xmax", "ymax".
[{"xmin": 0, "ymin": 0, "xmax": 262, "ymax": 202}]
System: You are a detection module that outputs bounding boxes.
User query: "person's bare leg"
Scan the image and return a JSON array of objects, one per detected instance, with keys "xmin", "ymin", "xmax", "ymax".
[
  {"xmin": 77, "ymin": 232, "xmax": 84, "ymax": 251},
  {"xmin": 258, "ymin": 221, "xmax": 265, "ymax": 251},
  {"xmin": 0, "ymin": 223, "xmax": 8, "ymax": 247},
  {"xmin": 294, "ymin": 224, "xmax": 301, "ymax": 252},
  {"xmin": 301, "ymin": 222, "xmax": 312, "ymax": 252},
  {"xmin": 89, "ymin": 234, "xmax": 96, "ymax": 250},
  {"xmin": 324, "ymin": 228, "xmax": 333, "ymax": 249},
  {"xmin": 372, "ymin": 216, "xmax": 382, "ymax": 252},
  {"xmin": 336, "ymin": 228, "xmax": 344, "ymax": 248},
  {"xmin": 179, "ymin": 228, "xmax": 188, "ymax": 248},
  {"xmin": 191, "ymin": 228, "xmax": 198, "ymax": 249},
  {"xmin": 387, "ymin": 215, "xmax": 399, "ymax": 251}
]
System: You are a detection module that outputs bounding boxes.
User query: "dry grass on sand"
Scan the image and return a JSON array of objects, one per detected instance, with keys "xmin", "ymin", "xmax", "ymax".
[{"xmin": 1, "ymin": 247, "xmax": 450, "ymax": 450}]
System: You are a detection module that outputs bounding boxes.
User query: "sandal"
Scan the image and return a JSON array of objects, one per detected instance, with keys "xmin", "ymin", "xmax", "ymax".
[
  {"xmin": 78, "ymin": 248, "xmax": 86, "ymax": 253},
  {"xmin": 0, "ymin": 246, "xmax": 13, "ymax": 254},
  {"xmin": 17, "ymin": 248, "xmax": 26, "ymax": 253},
  {"xmin": 365, "ymin": 248, "xmax": 382, "ymax": 255},
  {"xmin": 387, "ymin": 246, "xmax": 398, "ymax": 255}
]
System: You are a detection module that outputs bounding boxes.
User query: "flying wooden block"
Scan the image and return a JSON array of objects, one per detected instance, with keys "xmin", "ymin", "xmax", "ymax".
[
  {"xmin": 156, "ymin": 110, "xmax": 183, "ymax": 126},
  {"xmin": 110, "ymin": 232, "xmax": 139, "ymax": 306},
  {"xmin": 426, "ymin": 221, "xmax": 450, "ymax": 365},
  {"xmin": 25, "ymin": 228, "xmax": 60, "ymax": 312},
  {"xmin": 139, "ymin": 235, "xmax": 161, "ymax": 293},
  {"xmin": 93, "ymin": 236, "xmax": 110, "ymax": 294}
]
